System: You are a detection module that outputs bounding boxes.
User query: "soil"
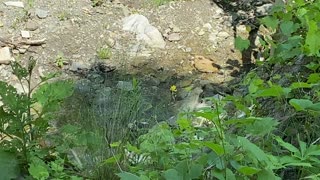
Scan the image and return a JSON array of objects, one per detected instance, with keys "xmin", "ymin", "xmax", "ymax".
[{"xmin": 0, "ymin": 0, "xmax": 242, "ymax": 88}]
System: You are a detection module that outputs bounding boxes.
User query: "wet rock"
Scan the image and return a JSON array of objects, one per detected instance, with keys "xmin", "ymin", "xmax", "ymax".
[
  {"xmin": 25, "ymin": 21, "xmax": 39, "ymax": 31},
  {"xmin": 122, "ymin": 14, "xmax": 166, "ymax": 49},
  {"xmin": 193, "ymin": 55, "xmax": 220, "ymax": 73},
  {"xmin": 94, "ymin": 87, "xmax": 112, "ymax": 107},
  {"xmin": 4, "ymin": 1, "xmax": 24, "ymax": 8},
  {"xmin": 0, "ymin": 47, "xmax": 13, "ymax": 65},
  {"xmin": 256, "ymin": 3, "xmax": 273, "ymax": 16},
  {"xmin": 168, "ymin": 33, "xmax": 181, "ymax": 41},
  {"xmin": 35, "ymin": 8, "xmax": 48, "ymax": 19},
  {"xmin": 116, "ymin": 81, "xmax": 133, "ymax": 91},
  {"xmin": 69, "ymin": 61, "xmax": 89, "ymax": 72}
]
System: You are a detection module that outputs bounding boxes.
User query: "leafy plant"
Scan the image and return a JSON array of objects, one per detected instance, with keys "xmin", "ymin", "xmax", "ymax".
[
  {"xmin": 97, "ymin": 46, "xmax": 112, "ymax": 59},
  {"xmin": 0, "ymin": 57, "xmax": 78, "ymax": 178}
]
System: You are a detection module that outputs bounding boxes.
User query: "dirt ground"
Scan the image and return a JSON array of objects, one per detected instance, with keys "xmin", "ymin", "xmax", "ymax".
[{"xmin": 0, "ymin": 0, "xmax": 243, "ymax": 91}]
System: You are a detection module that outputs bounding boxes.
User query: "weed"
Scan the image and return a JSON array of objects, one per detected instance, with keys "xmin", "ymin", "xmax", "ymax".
[{"xmin": 97, "ymin": 46, "xmax": 112, "ymax": 59}]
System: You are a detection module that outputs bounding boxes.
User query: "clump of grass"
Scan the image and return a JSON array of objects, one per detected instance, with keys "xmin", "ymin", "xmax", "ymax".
[{"xmin": 97, "ymin": 46, "xmax": 112, "ymax": 59}]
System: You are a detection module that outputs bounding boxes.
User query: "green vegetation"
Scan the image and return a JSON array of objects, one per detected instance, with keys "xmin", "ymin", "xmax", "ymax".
[
  {"xmin": 97, "ymin": 46, "xmax": 112, "ymax": 59},
  {"xmin": 2, "ymin": 0, "xmax": 320, "ymax": 179}
]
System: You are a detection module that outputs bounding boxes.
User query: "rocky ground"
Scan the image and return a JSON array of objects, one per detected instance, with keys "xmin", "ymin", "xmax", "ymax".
[
  {"xmin": 0, "ymin": 0, "xmax": 243, "ymax": 87},
  {"xmin": 0, "ymin": 0, "xmax": 273, "ymax": 120}
]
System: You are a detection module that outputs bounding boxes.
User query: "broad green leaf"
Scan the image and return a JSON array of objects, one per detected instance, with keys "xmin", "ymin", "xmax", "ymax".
[
  {"xmin": 117, "ymin": 172, "xmax": 140, "ymax": 180},
  {"xmin": 238, "ymin": 166, "xmax": 261, "ymax": 175},
  {"xmin": 28, "ymin": 163, "xmax": 49, "ymax": 180},
  {"xmin": 246, "ymin": 117, "xmax": 279, "ymax": 136},
  {"xmin": 204, "ymin": 142, "xmax": 224, "ymax": 155},
  {"xmin": 237, "ymin": 136, "xmax": 269, "ymax": 162},
  {"xmin": 163, "ymin": 169, "xmax": 183, "ymax": 180},
  {"xmin": 305, "ymin": 20, "xmax": 320, "ymax": 56},
  {"xmin": 193, "ymin": 111, "xmax": 215, "ymax": 120},
  {"xmin": 257, "ymin": 169, "xmax": 281, "ymax": 180},
  {"xmin": 235, "ymin": 36, "xmax": 250, "ymax": 52},
  {"xmin": 189, "ymin": 164, "xmax": 203, "ymax": 179},
  {"xmin": 254, "ymin": 86, "xmax": 291, "ymax": 97},
  {"xmin": 307, "ymin": 73, "xmax": 320, "ymax": 83},
  {"xmin": 308, "ymin": 102, "xmax": 320, "ymax": 111},
  {"xmin": 305, "ymin": 62, "xmax": 320, "ymax": 72},
  {"xmin": 289, "ymin": 99, "xmax": 313, "ymax": 111},
  {"xmin": 226, "ymin": 168, "xmax": 236, "ymax": 180},
  {"xmin": 305, "ymin": 145, "xmax": 320, "ymax": 156},
  {"xmin": 275, "ymin": 136, "xmax": 299, "ymax": 153},
  {"xmin": 261, "ymin": 16, "xmax": 279, "ymax": 30},
  {"xmin": 177, "ymin": 118, "xmax": 192, "ymax": 130},
  {"xmin": 0, "ymin": 150, "xmax": 19, "ymax": 180},
  {"xmin": 280, "ymin": 21, "xmax": 294, "ymax": 36},
  {"xmin": 290, "ymin": 82, "xmax": 313, "ymax": 89}
]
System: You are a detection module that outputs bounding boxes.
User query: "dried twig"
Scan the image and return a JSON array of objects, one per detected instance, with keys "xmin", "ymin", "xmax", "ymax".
[{"xmin": 0, "ymin": 60, "xmax": 11, "ymax": 65}]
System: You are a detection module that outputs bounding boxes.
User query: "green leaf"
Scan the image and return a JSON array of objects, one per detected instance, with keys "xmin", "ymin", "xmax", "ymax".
[
  {"xmin": 226, "ymin": 168, "xmax": 236, "ymax": 180},
  {"xmin": 275, "ymin": 136, "xmax": 299, "ymax": 153},
  {"xmin": 305, "ymin": 62, "xmax": 320, "ymax": 72},
  {"xmin": 280, "ymin": 21, "xmax": 294, "ymax": 36},
  {"xmin": 238, "ymin": 166, "xmax": 261, "ymax": 175},
  {"xmin": 305, "ymin": 20, "xmax": 320, "ymax": 56},
  {"xmin": 204, "ymin": 142, "xmax": 224, "ymax": 155},
  {"xmin": 11, "ymin": 61, "xmax": 28, "ymax": 80},
  {"xmin": 254, "ymin": 85, "xmax": 291, "ymax": 98},
  {"xmin": 28, "ymin": 163, "xmax": 49, "ymax": 180},
  {"xmin": 246, "ymin": 117, "xmax": 279, "ymax": 136},
  {"xmin": 235, "ymin": 36, "xmax": 250, "ymax": 52},
  {"xmin": 117, "ymin": 172, "xmax": 140, "ymax": 180},
  {"xmin": 261, "ymin": 16, "xmax": 279, "ymax": 30},
  {"xmin": 163, "ymin": 169, "xmax": 183, "ymax": 180},
  {"xmin": 189, "ymin": 164, "xmax": 203, "ymax": 179},
  {"xmin": 257, "ymin": 169, "xmax": 281, "ymax": 180},
  {"xmin": 290, "ymin": 82, "xmax": 313, "ymax": 89},
  {"xmin": 307, "ymin": 73, "xmax": 320, "ymax": 83},
  {"xmin": 104, "ymin": 154, "xmax": 121, "ymax": 164},
  {"xmin": 237, "ymin": 136, "xmax": 269, "ymax": 162},
  {"xmin": 298, "ymin": 139, "xmax": 307, "ymax": 157},
  {"xmin": 0, "ymin": 150, "xmax": 19, "ymax": 180},
  {"xmin": 308, "ymin": 102, "xmax": 320, "ymax": 111},
  {"xmin": 289, "ymin": 99, "xmax": 313, "ymax": 111}
]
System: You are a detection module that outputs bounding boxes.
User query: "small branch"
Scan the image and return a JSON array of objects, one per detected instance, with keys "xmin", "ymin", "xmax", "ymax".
[
  {"xmin": 0, "ymin": 60, "xmax": 11, "ymax": 65},
  {"xmin": 20, "ymin": 38, "xmax": 46, "ymax": 46}
]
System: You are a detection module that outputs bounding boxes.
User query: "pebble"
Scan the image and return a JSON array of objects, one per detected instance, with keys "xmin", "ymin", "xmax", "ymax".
[
  {"xmin": 36, "ymin": 8, "xmax": 48, "ymax": 19},
  {"xmin": 0, "ymin": 47, "xmax": 13, "ymax": 64},
  {"xmin": 193, "ymin": 55, "xmax": 219, "ymax": 73},
  {"xmin": 217, "ymin": 31, "xmax": 229, "ymax": 38},
  {"xmin": 21, "ymin": 30, "xmax": 31, "ymax": 38},
  {"xmin": 4, "ymin": 1, "xmax": 24, "ymax": 8},
  {"xmin": 198, "ymin": 29, "xmax": 205, "ymax": 36},
  {"xmin": 168, "ymin": 33, "xmax": 181, "ymax": 41},
  {"xmin": 25, "ymin": 21, "xmax": 39, "ymax": 31}
]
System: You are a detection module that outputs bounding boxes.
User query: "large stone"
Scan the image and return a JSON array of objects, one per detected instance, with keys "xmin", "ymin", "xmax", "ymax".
[
  {"xmin": 0, "ymin": 47, "xmax": 13, "ymax": 64},
  {"xmin": 4, "ymin": 1, "xmax": 24, "ymax": 8},
  {"xmin": 193, "ymin": 55, "xmax": 220, "ymax": 73},
  {"xmin": 122, "ymin": 14, "xmax": 166, "ymax": 49}
]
